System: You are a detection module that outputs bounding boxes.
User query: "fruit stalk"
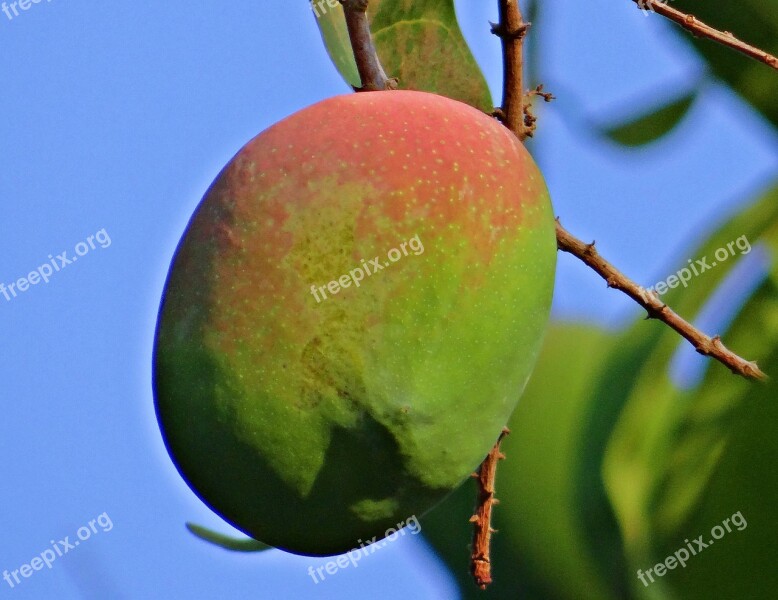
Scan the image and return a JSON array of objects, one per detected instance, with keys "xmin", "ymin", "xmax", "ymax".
[{"xmin": 340, "ymin": 0, "xmax": 397, "ymax": 91}]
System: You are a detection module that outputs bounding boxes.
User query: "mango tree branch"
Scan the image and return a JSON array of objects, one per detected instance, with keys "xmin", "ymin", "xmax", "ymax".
[
  {"xmin": 491, "ymin": 0, "xmax": 532, "ymax": 139},
  {"xmin": 339, "ymin": 0, "xmax": 397, "ymax": 91},
  {"xmin": 470, "ymin": 428, "xmax": 510, "ymax": 590},
  {"xmin": 556, "ymin": 219, "xmax": 767, "ymax": 380},
  {"xmin": 633, "ymin": 0, "xmax": 778, "ymax": 72},
  {"xmin": 490, "ymin": 0, "xmax": 766, "ymax": 381}
]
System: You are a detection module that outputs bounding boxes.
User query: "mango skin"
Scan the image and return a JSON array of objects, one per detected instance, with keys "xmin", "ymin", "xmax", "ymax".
[{"xmin": 153, "ymin": 90, "xmax": 556, "ymax": 556}]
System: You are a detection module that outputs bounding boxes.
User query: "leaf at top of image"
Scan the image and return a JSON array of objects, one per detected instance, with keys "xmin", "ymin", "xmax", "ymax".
[{"xmin": 311, "ymin": 0, "xmax": 493, "ymax": 112}]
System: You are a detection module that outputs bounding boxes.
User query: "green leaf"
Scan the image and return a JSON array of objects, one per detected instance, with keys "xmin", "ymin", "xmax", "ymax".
[
  {"xmin": 666, "ymin": 0, "xmax": 778, "ymax": 128},
  {"xmin": 312, "ymin": 0, "xmax": 493, "ymax": 111},
  {"xmin": 185, "ymin": 523, "xmax": 271, "ymax": 552},
  {"xmin": 312, "ymin": 2, "xmax": 361, "ymax": 89},
  {"xmin": 650, "ymin": 318, "xmax": 778, "ymax": 600},
  {"xmin": 496, "ymin": 323, "xmax": 627, "ymax": 600},
  {"xmin": 602, "ymin": 91, "xmax": 698, "ymax": 147},
  {"xmin": 599, "ymin": 183, "xmax": 778, "ymax": 598}
]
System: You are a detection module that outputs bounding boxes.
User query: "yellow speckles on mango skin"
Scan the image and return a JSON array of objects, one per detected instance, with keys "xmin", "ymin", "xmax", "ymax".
[{"xmin": 154, "ymin": 91, "xmax": 556, "ymax": 556}]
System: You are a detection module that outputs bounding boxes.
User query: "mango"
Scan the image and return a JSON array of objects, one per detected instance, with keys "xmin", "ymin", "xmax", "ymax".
[{"xmin": 153, "ymin": 90, "xmax": 556, "ymax": 556}]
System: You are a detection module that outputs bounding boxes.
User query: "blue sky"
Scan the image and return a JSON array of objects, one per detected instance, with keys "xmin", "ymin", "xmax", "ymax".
[{"xmin": 0, "ymin": 1, "xmax": 775, "ymax": 598}]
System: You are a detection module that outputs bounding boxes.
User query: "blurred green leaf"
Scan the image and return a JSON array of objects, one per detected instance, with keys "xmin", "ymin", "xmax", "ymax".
[
  {"xmin": 649, "ymin": 321, "xmax": 778, "ymax": 600},
  {"xmin": 570, "ymin": 317, "xmax": 666, "ymax": 599},
  {"xmin": 186, "ymin": 523, "xmax": 271, "ymax": 552},
  {"xmin": 645, "ymin": 281, "xmax": 778, "ymax": 600},
  {"xmin": 602, "ymin": 91, "xmax": 698, "ymax": 146},
  {"xmin": 312, "ymin": 0, "xmax": 493, "ymax": 111},
  {"xmin": 599, "ymin": 183, "xmax": 778, "ymax": 599},
  {"xmin": 423, "ymin": 323, "xmax": 624, "ymax": 599}
]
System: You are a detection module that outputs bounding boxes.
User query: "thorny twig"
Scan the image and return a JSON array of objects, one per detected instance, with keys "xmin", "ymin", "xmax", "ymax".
[
  {"xmin": 556, "ymin": 220, "xmax": 767, "ymax": 380},
  {"xmin": 470, "ymin": 428, "xmax": 510, "ymax": 590},
  {"xmin": 633, "ymin": 0, "xmax": 778, "ymax": 71}
]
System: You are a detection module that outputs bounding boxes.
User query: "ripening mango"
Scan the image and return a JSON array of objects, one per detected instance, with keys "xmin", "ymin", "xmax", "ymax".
[{"xmin": 153, "ymin": 90, "xmax": 556, "ymax": 556}]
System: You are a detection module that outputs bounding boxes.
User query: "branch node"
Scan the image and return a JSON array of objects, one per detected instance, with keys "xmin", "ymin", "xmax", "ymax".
[
  {"xmin": 527, "ymin": 84, "xmax": 556, "ymax": 103},
  {"xmin": 490, "ymin": 21, "xmax": 531, "ymax": 40}
]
